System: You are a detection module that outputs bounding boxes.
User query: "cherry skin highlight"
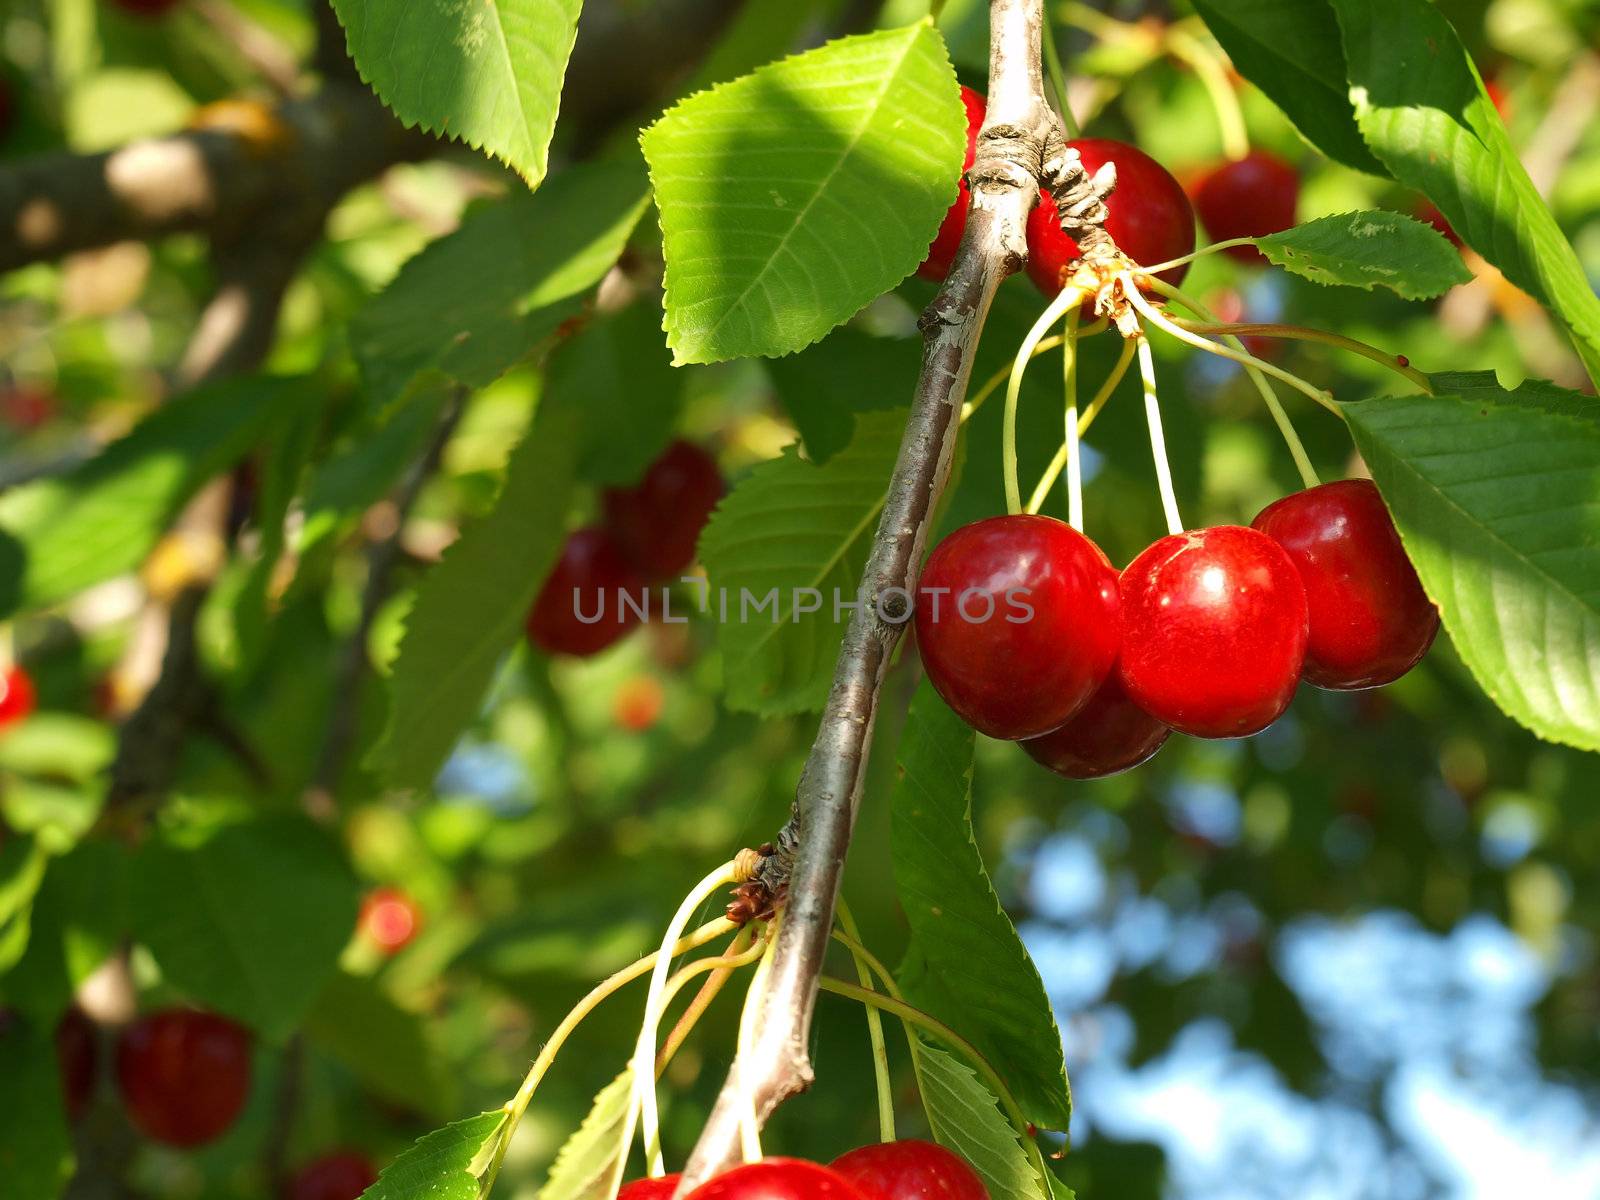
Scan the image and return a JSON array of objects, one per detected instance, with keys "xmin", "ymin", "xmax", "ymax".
[
  {"xmin": 115, "ymin": 1009, "xmax": 252, "ymax": 1147},
  {"xmin": 55, "ymin": 1007, "xmax": 97, "ymax": 1122},
  {"xmin": 0, "ymin": 665, "xmax": 36, "ymax": 728},
  {"xmin": 1117, "ymin": 526, "xmax": 1307, "ymax": 738},
  {"xmin": 526, "ymin": 528, "xmax": 648, "ymax": 658},
  {"xmin": 831, "ymin": 1139, "xmax": 990, "ymax": 1200},
  {"xmin": 918, "ymin": 86, "xmax": 987, "ymax": 281},
  {"xmin": 285, "ymin": 1151, "xmax": 379, "ymax": 1200},
  {"xmin": 1251, "ymin": 479, "xmax": 1438, "ymax": 689},
  {"xmin": 618, "ymin": 1177, "xmax": 683, "ymax": 1200},
  {"xmin": 1022, "ymin": 672, "xmax": 1170, "ymax": 779},
  {"xmin": 1192, "ymin": 150, "xmax": 1299, "ymax": 264},
  {"xmin": 602, "ymin": 440, "xmax": 725, "ymax": 580},
  {"xmin": 686, "ymin": 1159, "xmax": 871, "ymax": 1200},
  {"xmin": 915, "ymin": 515, "xmax": 1120, "ymax": 741},
  {"xmin": 358, "ymin": 887, "xmax": 422, "ymax": 954},
  {"xmin": 1026, "ymin": 139, "xmax": 1195, "ymax": 297}
]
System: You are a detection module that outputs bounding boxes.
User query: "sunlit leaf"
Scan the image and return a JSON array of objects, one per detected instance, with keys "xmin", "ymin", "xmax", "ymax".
[
  {"xmin": 1256, "ymin": 211, "xmax": 1470, "ymax": 299},
  {"xmin": 538, "ymin": 1069, "xmax": 636, "ymax": 1200},
  {"xmin": 915, "ymin": 1043, "xmax": 1046, "ymax": 1200},
  {"xmin": 359, "ymin": 1110, "xmax": 507, "ymax": 1200}
]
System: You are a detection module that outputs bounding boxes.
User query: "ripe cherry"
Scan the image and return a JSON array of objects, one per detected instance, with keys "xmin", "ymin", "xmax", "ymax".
[
  {"xmin": 831, "ymin": 1139, "xmax": 989, "ymax": 1200},
  {"xmin": 0, "ymin": 665, "xmax": 36, "ymax": 728},
  {"xmin": 602, "ymin": 440, "xmax": 724, "ymax": 580},
  {"xmin": 918, "ymin": 85, "xmax": 987, "ymax": 281},
  {"xmin": 1022, "ymin": 672, "xmax": 1170, "ymax": 779},
  {"xmin": 1118, "ymin": 526, "xmax": 1307, "ymax": 738},
  {"xmin": 1192, "ymin": 151, "xmax": 1299, "ymax": 264},
  {"xmin": 618, "ymin": 1177, "xmax": 682, "ymax": 1200},
  {"xmin": 285, "ymin": 1151, "xmax": 379, "ymax": 1200},
  {"xmin": 55, "ymin": 1007, "xmax": 97, "ymax": 1122},
  {"xmin": 686, "ymin": 1159, "xmax": 870, "ymax": 1200},
  {"xmin": 358, "ymin": 887, "xmax": 421, "ymax": 954},
  {"xmin": 1251, "ymin": 479, "xmax": 1438, "ymax": 690},
  {"xmin": 526, "ymin": 527, "xmax": 648, "ymax": 658},
  {"xmin": 1026, "ymin": 139, "xmax": 1195, "ymax": 297},
  {"xmin": 115, "ymin": 1008, "xmax": 252, "ymax": 1147},
  {"xmin": 1, "ymin": 385, "xmax": 56, "ymax": 430},
  {"xmin": 915, "ymin": 515, "xmax": 1120, "ymax": 741}
]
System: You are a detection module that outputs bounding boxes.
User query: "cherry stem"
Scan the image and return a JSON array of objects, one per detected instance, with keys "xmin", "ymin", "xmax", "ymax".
[
  {"xmin": 656, "ymin": 925, "xmax": 766, "ymax": 1077},
  {"xmin": 1133, "ymin": 327, "xmax": 1184, "ymax": 535},
  {"xmin": 1168, "ymin": 317, "xmax": 1436, "ymax": 393},
  {"xmin": 1026, "ymin": 335, "xmax": 1135, "ymax": 515},
  {"xmin": 962, "ymin": 319, "xmax": 1108, "ymax": 424},
  {"xmin": 734, "ymin": 913, "xmax": 781, "ymax": 1164},
  {"xmin": 836, "ymin": 902, "xmax": 895, "ymax": 1143},
  {"xmin": 1165, "ymin": 25, "xmax": 1249, "ymax": 160},
  {"xmin": 1006, "ymin": 286, "xmax": 1087, "ymax": 513},
  {"xmin": 1136, "ymin": 237, "xmax": 1259, "ymax": 276},
  {"xmin": 1063, "ymin": 308, "xmax": 1084, "ymax": 530},
  {"xmin": 634, "ymin": 862, "xmax": 741, "ymax": 1177}
]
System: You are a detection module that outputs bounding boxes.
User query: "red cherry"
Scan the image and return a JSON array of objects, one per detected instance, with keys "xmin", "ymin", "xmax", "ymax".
[
  {"xmin": 618, "ymin": 1177, "xmax": 682, "ymax": 1200},
  {"xmin": 115, "ymin": 1009, "xmax": 252, "ymax": 1147},
  {"xmin": 914, "ymin": 515, "xmax": 1119, "ymax": 741},
  {"xmin": 285, "ymin": 1151, "xmax": 378, "ymax": 1200},
  {"xmin": 358, "ymin": 887, "xmax": 421, "ymax": 954},
  {"xmin": 1, "ymin": 385, "xmax": 56, "ymax": 430},
  {"xmin": 918, "ymin": 86, "xmax": 987, "ymax": 281},
  {"xmin": 1251, "ymin": 479, "xmax": 1438, "ymax": 690},
  {"xmin": 1117, "ymin": 526, "xmax": 1307, "ymax": 738},
  {"xmin": 831, "ymin": 1140, "xmax": 989, "ymax": 1200},
  {"xmin": 1025, "ymin": 139, "xmax": 1195, "ymax": 297},
  {"xmin": 1022, "ymin": 672, "xmax": 1170, "ymax": 779},
  {"xmin": 55, "ymin": 1007, "xmax": 97, "ymax": 1122},
  {"xmin": 1192, "ymin": 151, "xmax": 1299, "ymax": 264},
  {"xmin": 0, "ymin": 76, "xmax": 14, "ymax": 143},
  {"xmin": 602, "ymin": 441, "xmax": 725, "ymax": 580},
  {"xmin": 108, "ymin": 0, "xmax": 185, "ymax": 16},
  {"xmin": 0, "ymin": 665, "xmax": 36, "ymax": 728},
  {"xmin": 1415, "ymin": 198, "xmax": 1463, "ymax": 249},
  {"xmin": 686, "ymin": 1159, "xmax": 870, "ymax": 1200},
  {"xmin": 526, "ymin": 528, "xmax": 649, "ymax": 657}
]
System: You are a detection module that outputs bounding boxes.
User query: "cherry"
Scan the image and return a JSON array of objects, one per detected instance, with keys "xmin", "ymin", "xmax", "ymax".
[
  {"xmin": 285, "ymin": 1151, "xmax": 379, "ymax": 1200},
  {"xmin": 914, "ymin": 515, "xmax": 1120, "ymax": 741},
  {"xmin": 1025, "ymin": 139, "xmax": 1195, "ymax": 297},
  {"xmin": 1117, "ymin": 526, "xmax": 1307, "ymax": 738},
  {"xmin": 831, "ymin": 1139, "xmax": 988, "ymax": 1200},
  {"xmin": 1251, "ymin": 479, "xmax": 1438, "ymax": 690},
  {"xmin": 1, "ymin": 385, "xmax": 56, "ymax": 430},
  {"xmin": 918, "ymin": 85, "xmax": 987, "ymax": 281},
  {"xmin": 526, "ymin": 527, "xmax": 648, "ymax": 658},
  {"xmin": 108, "ymin": 0, "xmax": 185, "ymax": 17},
  {"xmin": 602, "ymin": 440, "xmax": 724, "ymax": 580},
  {"xmin": 1022, "ymin": 672, "xmax": 1170, "ymax": 779},
  {"xmin": 115, "ymin": 1008, "xmax": 252, "ymax": 1147},
  {"xmin": 1192, "ymin": 151, "xmax": 1299, "ymax": 264},
  {"xmin": 55, "ymin": 1007, "xmax": 97, "ymax": 1122},
  {"xmin": 358, "ymin": 887, "xmax": 422, "ymax": 954},
  {"xmin": 0, "ymin": 665, "xmax": 36, "ymax": 728},
  {"xmin": 0, "ymin": 75, "xmax": 14, "ymax": 144},
  {"xmin": 613, "ymin": 675, "xmax": 665, "ymax": 732},
  {"xmin": 686, "ymin": 1159, "xmax": 870, "ymax": 1200},
  {"xmin": 618, "ymin": 1177, "xmax": 682, "ymax": 1200}
]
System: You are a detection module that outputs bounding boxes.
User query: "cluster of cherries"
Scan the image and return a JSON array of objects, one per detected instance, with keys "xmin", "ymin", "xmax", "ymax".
[
  {"xmin": 915, "ymin": 480, "xmax": 1439, "ymax": 776},
  {"xmin": 526, "ymin": 439, "xmax": 723, "ymax": 658},
  {"xmin": 618, "ymin": 1138, "xmax": 986, "ymax": 1200}
]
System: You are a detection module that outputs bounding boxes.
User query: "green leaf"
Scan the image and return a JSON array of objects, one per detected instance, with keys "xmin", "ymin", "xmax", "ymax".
[
  {"xmin": 352, "ymin": 159, "xmax": 651, "ymax": 409},
  {"xmin": 1, "ymin": 841, "xmax": 128, "ymax": 1018},
  {"xmin": 0, "ymin": 835, "xmax": 49, "ymax": 975},
  {"xmin": 1331, "ymin": 0, "xmax": 1600, "ymax": 382},
  {"xmin": 0, "ymin": 1015, "xmax": 73, "ymax": 1200},
  {"xmin": 331, "ymin": 0, "xmax": 581, "ymax": 187},
  {"xmin": 0, "ymin": 376, "xmax": 309, "ymax": 617},
  {"xmin": 1190, "ymin": 0, "xmax": 1385, "ymax": 175},
  {"xmin": 1256, "ymin": 211, "xmax": 1470, "ymax": 299},
  {"xmin": 1345, "ymin": 393, "xmax": 1600, "ymax": 751},
  {"xmin": 765, "ymin": 327, "xmax": 918, "ymax": 463},
  {"xmin": 698, "ymin": 410, "xmax": 904, "ymax": 714},
  {"xmin": 130, "ymin": 817, "xmax": 360, "ymax": 1041},
  {"xmin": 305, "ymin": 972, "xmax": 458, "ymax": 1120},
  {"xmin": 359, "ymin": 1110, "xmax": 507, "ymax": 1200},
  {"xmin": 915, "ymin": 1043, "xmax": 1045, "ymax": 1200},
  {"xmin": 371, "ymin": 390, "xmax": 582, "ymax": 790},
  {"xmin": 537, "ymin": 1069, "xmax": 636, "ymax": 1200},
  {"xmin": 1426, "ymin": 372, "xmax": 1598, "ymax": 419},
  {"xmin": 643, "ymin": 23, "xmax": 964, "ymax": 364},
  {"xmin": 892, "ymin": 682, "xmax": 1071, "ymax": 1131}
]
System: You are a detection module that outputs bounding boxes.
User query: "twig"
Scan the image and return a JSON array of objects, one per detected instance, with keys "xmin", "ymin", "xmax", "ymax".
[{"xmin": 260, "ymin": 1033, "xmax": 306, "ymax": 1194}]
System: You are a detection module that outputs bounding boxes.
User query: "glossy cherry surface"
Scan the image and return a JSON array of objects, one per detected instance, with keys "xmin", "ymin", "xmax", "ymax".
[
  {"xmin": 1192, "ymin": 151, "xmax": 1299, "ymax": 263},
  {"xmin": 115, "ymin": 1008, "xmax": 252, "ymax": 1147},
  {"xmin": 55, "ymin": 1007, "xmax": 97, "ymax": 1122},
  {"xmin": 1026, "ymin": 139, "xmax": 1194, "ymax": 296},
  {"xmin": 286, "ymin": 1151, "xmax": 379, "ymax": 1200},
  {"xmin": 1117, "ymin": 526, "xmax": 1307, "ymax": 738},
  {"xmin": 687, "ymin": 1159, "xmax": 870, "ymax": 1200},
  {"xmin": 1022, "ymin": 672, "xmax": 1170, "ymax": 779},
  {"xmin": 915, "ymin": 515, "xmax": 1120, "ymax": 741},
  {"xmin": 358, "ymin": 887, "xmax": 421, "ymax": 954},
  {"xmin": 918, "ymin": 86, "xmax": 987, "ymax": 281},
  {"xmin": 1252, "ymin": 479, "xmax": 1438, "ymax": 689},
  {"xmin": 0, "ymin": 665, "xmax": 36, "ymax": 727},
  {"xmin": 526, "ymin": 527, "xmax": 648, "ymax": 658},
  {"xmin": 618, "ymin": 1177, "xmax": 683, "ymax": 1200},
  {"xmin": 831, "ymin": 1139, "xmax": 990, "ymax": 1200},
  {"xmin": 603, "ymin": 441, "xmax": 725, "ymax": 580}
]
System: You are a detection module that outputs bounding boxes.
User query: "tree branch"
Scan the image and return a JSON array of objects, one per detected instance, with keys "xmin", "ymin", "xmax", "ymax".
[{"xmin": 675, "ymin": 0, "xmax": 1064, "ymax": 1186}]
